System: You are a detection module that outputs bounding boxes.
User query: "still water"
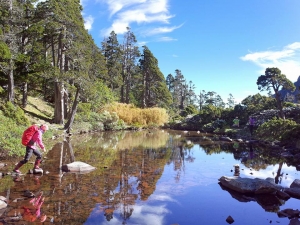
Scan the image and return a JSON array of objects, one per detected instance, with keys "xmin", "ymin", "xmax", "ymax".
[{"xmin": 1, "ymin": 129, "xmax": 300, "ymax": 225}]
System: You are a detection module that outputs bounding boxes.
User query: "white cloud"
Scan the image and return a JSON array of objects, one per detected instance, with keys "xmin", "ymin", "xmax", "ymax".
[
  {"xmin": 144, "ymin": 24, "xmax": 182, "ymax": 36},
  {"xmin": 84, "ymin": 15, "xmax": 94, "ymax": 31},
  {"xmin": 156, "ymin": 36, "xmax": 177, "ymax": 42},
  {"xmin": 99, "ymin": 0, "xmax": 178, "ymax": 37},
  {"xmin": 241, "ymin": 42, "xmax": 300, "ymax": 81}
]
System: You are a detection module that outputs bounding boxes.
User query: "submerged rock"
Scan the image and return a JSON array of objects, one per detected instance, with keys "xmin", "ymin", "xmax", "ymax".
[{"xmin": 226, "ymin": 215, "xmax": 234, "ymax": 224}]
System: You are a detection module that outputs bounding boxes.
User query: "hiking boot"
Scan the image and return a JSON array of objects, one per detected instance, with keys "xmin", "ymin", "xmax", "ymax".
[
  {"xmin": 34, "ymin": 159, "xmax": 41, "ymax": 169},
  {"xmin": 13, "ymin": 162, "xmax": 24, "ymax": 173}
]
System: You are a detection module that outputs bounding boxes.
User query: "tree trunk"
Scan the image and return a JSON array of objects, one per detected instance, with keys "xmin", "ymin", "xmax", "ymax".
[
  {"xmin": 275, "ymin": 91, "xmax": 285, "ymax": 119},
  {"xmin": 7, "ymin": 58, "xmax": 14, "ymax": 103},
  {"xmin": 22, "ymin": 82, "xmax": 28, "ymax": 108},
  {"xmin": 54, "ymin": 81, "xmax": 64, "ymax": 124},
  {"xmin": 64, "ymin": 87, "xmax": 80, "ymax": 133},
  {"xmin": 142, "ymin": 71, "xmax": 146, "ymax": 108}
]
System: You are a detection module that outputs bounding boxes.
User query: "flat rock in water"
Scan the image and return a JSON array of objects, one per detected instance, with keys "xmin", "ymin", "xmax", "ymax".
[
  {"xmin": 219, "ymin": 176, "xmax": 281, "ymax": 194},
  {"xmin": 62, "ymin": 161, "xmax": 96, "ymax": 174}
]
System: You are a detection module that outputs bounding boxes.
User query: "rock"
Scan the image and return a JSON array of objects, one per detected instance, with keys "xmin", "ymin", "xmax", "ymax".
[
  {"xmin": 276, "ymin": 190, "xmax": 290, "ymax": 200},
  {"xmin": 277, "ymin": 208, "xmax": 300, "ymax": 218},
  {"xmin": 288, "ymin": 218, "xmax": 300, "ymax": 225},
  {"xmin": 0, "ymin": 163, "xmax": 6, "ymax": 169},
  {"xmin": 220, "ymin": 136, "xmax": 233, "ymax": 142},
  {"xmin": 290, "ymin": 179, "xmax": 300, "ymax": 189},
  {"xmin": 226, "ymin": 215, "xmax": 234, "ymax": 224},
  {"xmin": 61, "ymin": 161, "xmax": 96, "ymax": 174},
  {"xmin": 0, "ymin": 199, "xmax": 7, "ymax": 210},
  {"xmin": 0, "ymin": 196, "xmax": 7, "ymax": 203},
  {"xmin": 218, "ymin": 176, "xmax": 281, "ymax": 194},
  {"xmin": 284, "ymin": 188, "xmax": 300, "ymax": 199}
]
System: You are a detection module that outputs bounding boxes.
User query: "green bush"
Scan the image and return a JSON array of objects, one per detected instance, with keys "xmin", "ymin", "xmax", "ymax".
[
  {"xmin": 75, "ymin": 103, "xmax": 92, "ymax": 122},
  {"xmin": 0, "ymin": 113, "xmax": 25, "ymax": 156},
  {"xmin": 281, "ymin": 125, "xmax": 300, "ymax": 143},
  {"xmin": 1, "ymin": 102, "xmax": 30, "ymax": 126},
  {"xmin": 256, "ymin": 118, "xmax": 297, "ymax": 141},
  {"xmin": 181, "ymin": 105, "xmax": 198, "ymax": 117}
]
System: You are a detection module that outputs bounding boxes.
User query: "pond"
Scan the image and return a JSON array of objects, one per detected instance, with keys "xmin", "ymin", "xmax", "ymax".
[{"xmin": 0, "ymin": 129, "xmax": 300, "ymax": 225}]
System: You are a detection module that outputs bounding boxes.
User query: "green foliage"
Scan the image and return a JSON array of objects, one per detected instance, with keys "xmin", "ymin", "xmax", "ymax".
[
  {"xmin": 199, "ymin": 104, "xmax": 222, "ymax": 124},
  {"xmin": 0, "ymin": 112, "xmax": 25, "ymax": 156},
  {"xmin": 181, "ymin": 104, "xmax": 198, "ymax": 117},
  {"xmin": 0, "ymin": 41, "xmax": 10, "ymax": 59},
  {"xmin": 281, "ymin": 125, "xmax": 300, "ymax": 143},
  {"xmin": 1, "ymin": 102, "xmax": 30, "ymax": 126},
  {"xmin": 256, "ymin": 118, "xmax": 297, "ymax": 141},
  {"xmin": 257, "ymin": 67, "xmax": 295, "ymax": 118},
  {"xmin": 76, "ymin": 103, "xmax": 92, "ymax": 122},
  {"xmin": 284, "ymin": 102, "xmax": 295, "ymax": 107}
]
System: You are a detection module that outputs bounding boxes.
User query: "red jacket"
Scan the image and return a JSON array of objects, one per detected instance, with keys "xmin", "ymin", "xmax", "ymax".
[{"xmin": 27, "ymin": 129, "xmax": 45, "ymax": 150}]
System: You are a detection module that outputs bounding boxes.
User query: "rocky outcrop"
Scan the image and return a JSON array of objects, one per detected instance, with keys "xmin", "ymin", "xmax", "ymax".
[{"xmin": 218, "ymin": 176, "xmax": 281, "ymax": 194}]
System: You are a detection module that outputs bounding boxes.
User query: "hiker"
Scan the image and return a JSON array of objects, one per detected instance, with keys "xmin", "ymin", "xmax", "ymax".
[
  {"xmin": 13, "ymin": 124, "xmax": 48, "ymax": 173},
  {"xmin": 22, "ymin": 191, "xmax": 47, "ymax": 222},
  {"xmin": 248, "ymin": 116, "xmax": 255, "ymax": 136},
  {"xmin": 232, "ymin": 117, "xmax": 239, "ymax": 127}
]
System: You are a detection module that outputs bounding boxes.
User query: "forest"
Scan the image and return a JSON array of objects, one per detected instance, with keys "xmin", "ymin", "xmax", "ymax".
[{"xmin": 1, "ymin": 0, "xmax": 300, "ymax": 157}]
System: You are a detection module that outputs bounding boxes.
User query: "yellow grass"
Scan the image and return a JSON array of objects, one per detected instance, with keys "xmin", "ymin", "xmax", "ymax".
[{"xmin": 104, "ymin": 102, "xmax": 169, "ymax": 126}]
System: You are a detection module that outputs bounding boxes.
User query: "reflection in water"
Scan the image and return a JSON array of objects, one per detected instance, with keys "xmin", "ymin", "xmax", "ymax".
[{"xmin": 0, "ymin": 130, "xmax": 299, "ymax": 225}]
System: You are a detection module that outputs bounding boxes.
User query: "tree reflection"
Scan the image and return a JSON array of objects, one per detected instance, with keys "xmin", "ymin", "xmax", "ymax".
[{"xmin": 2, "ymin": 129, "xmax": 299, "ymax": 224}]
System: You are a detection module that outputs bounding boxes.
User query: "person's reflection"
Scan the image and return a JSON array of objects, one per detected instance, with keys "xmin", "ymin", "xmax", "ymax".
[
  {"xmin": 241, "ymin": 144, "xmax": 256, "ymax": 163},
  {"xmin": 21, "ymin": 191, "xmax": 47, "ymax": 222},
  {"xmin": 104, "ymin": 208, "xmax": 114, "ymax": 221}
]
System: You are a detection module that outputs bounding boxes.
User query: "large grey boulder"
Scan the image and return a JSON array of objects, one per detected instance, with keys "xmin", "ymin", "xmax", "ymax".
[
  {"xmin": 218, "ymin": 176, "xmax": 281, "ymax": 194},
  {"xmin": 62, "ymin": 161, "xmax": 96, "ymax": 174}
]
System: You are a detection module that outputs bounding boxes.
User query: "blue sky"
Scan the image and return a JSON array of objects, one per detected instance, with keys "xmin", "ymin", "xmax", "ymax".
[{"xmin": 81, "ymin": 0, "xmax": 299, "ymax": 104}]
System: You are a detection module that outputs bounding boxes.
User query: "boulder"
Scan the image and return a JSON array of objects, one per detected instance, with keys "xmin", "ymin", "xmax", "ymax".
[
  {"xmin": 0, "ymin": 199, "xmax": 7, "ymax": 210},
  {"xmin": 284, "ymin": 188, "xmax": 300, "ymax": 199},
  {"xmin": 62, "ymin": 161, "xmax": 96, "ymax": 174},
  {"xmin": 290, "ymin": 179, "xmax": 300, "ymax": 189},
  {"xmin": 277, "ymin": 208, "xmax": 300, "ymax": 218},
  {"xmin": 218, "ymin": 176, "xmax": 281, "ymax": 194}
]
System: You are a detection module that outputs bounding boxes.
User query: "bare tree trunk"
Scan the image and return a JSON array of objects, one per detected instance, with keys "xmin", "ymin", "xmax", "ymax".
[
  {"xmin": 7, "ymin": 56, "xmax": 14, "ymax": 103},
  {"xmin": 142, "ymin": 72, "xmax": 146, "ymax": 108},
  {"xmin": 275, "ymin": 92, "xmax": 285, "ymax": 119},
  {"xmin": 64, "ymin": 87, "xmax": 80, "ymax": 133},
  {"xmin": 275, "ymin": 162, "xmax": 283, "ymax": 184},
  {"xmin": 22, "ymin": 82, "xmax": 28, "ymax": 108},
  {"xmin": 54, "ymin": 82, "xmax": 64, "ymax": 124}
]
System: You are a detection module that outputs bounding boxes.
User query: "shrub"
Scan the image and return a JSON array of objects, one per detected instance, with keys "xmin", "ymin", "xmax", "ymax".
[
  {"xmin": 103, "ymin": 102, "xmax": 168, "ymax": 127},
  {"xmin": 1, "ymin": 102, "xmax": 30, "ymax": 126},
  {"xmin": 181, "ymin": 105, "xmax": 198, "ymax": 117},
  {"xmin": 256, "ymin": 118, "xmax": 297, "ymax": 141},
  {"xmin": 0, "ymin": 112, "xmax": 25, "ymax": 157}
]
